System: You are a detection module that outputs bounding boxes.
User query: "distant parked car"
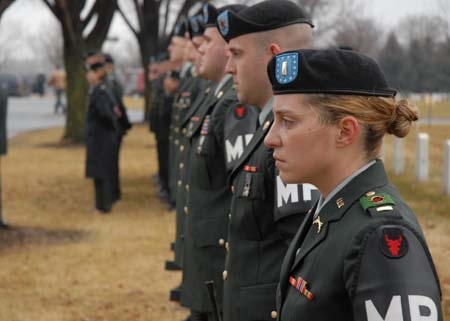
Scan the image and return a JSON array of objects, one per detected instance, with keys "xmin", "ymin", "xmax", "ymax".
[{"xmin": 0, "ymin": 73, "xmax": 29, "ymax": 96}]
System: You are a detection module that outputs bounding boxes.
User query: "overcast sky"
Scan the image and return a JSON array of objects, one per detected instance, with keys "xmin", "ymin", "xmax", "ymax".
[{"xmin": 0, "ymin": 0, "xmax": 448, "ymax": 63}]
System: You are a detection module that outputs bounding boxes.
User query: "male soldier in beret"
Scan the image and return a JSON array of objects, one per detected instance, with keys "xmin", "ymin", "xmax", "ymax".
[
  {"xmin": 179, "ymin": 4, "xmax": 247, "ymax": 321},
  {"xmin": 103, "ymin": 52, "xmax": 132, "ymax": 203},
  {"xmin": 166, "ymin": 15, "xmax": 210, "ymax": 303},
  {"xmin": 216, "ymin": 1, "xmax": 319, "ymax": 320}
]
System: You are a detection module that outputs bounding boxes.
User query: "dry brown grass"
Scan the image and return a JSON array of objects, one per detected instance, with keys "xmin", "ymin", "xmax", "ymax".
[
  {"xmin": 123, "ymin": 96, "xmax": 144, "ymax": 110},
  {"xmin": 0, "ymin": 125, "xmax": 188, "ymax": 321},
  {"xmin": 0, "ymin": 119, "xmax": 449, "ymax": 320}
]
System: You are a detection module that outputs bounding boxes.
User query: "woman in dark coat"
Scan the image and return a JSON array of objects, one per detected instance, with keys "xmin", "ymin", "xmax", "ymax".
[{"xmin": 85, "ymin": 61, "xmax": 119, "ymax": 213}]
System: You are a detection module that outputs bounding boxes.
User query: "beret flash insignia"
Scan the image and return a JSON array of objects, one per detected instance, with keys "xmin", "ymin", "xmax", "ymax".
[
  {"xmin": 217, "ymin": 10, "xmax": 229, "ymax": 36},
  {"xmin": 276, "ymin": 52, "xmax": 299, "ymax": 85}
]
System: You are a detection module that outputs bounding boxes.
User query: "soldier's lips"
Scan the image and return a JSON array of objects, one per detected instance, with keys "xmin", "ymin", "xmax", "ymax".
[{"xmin": 273, "ymin": 155, "xmax": 286, "ymax": 167}]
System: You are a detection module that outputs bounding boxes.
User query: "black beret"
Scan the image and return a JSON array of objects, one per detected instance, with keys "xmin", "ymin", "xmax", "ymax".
[
  {"xmin": 188, "ymin": 14, "xmax": 205, "ymax": 38},
  {"xmin": 86, "ymin": 61, "xmax": 104, "ymax": 71},
  {"xmin": 203, "ymin": 3, "xmax": 247, "ymax": 28},
  {"xmin": 83, "ymin": 49, "xmax": 100, "ymax": 60},
  {"xmin": 217, "ymin": 0, "xmax": 313, "ymax": 42},
  {"xmin": 267, "ymin": 49, "xmax": 397, "ymax": 97},
  {"xmin": 173, "ymin": 17, "xmax": 188, "ymax": 37},
  {"xmin": 103, "ymin": 53, "xmax": 114, "ymax": 64},
  {"xmin": 167, "ymin": 70, "xmax": 180, "ymax": 79}
]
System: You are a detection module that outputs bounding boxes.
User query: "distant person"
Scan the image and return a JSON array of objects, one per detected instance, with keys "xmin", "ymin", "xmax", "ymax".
[
  {"xmin": 103, "ymin": 53, "xmax": 132, "ymax": 202},
  {"xmin": 33, "ymin": 73, "xmax": 46, "ymax": 97},
  {"xmin": 47, "ymin": 65, "xmax": 66, "ymax": 114},
  {"xmin": 85, "ymin": 61, "xmax": 119, "ymax": 214}
]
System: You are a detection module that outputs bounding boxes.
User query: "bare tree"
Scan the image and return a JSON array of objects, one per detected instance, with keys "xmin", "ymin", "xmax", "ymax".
[
  {"xmin": 0, "ymin": 0, "xmax": 14, "ymax": 20},
  {"xmin": 296, "ymin": 0, "xmax": 360, "ymax": 46},
  {"xmin": 29, "ymin": 19, "xmax": 64, "ymax": 68},
  {"xmin": 0, "ymin": 17, "xmax": 24, "ymax": 68},
  {"xmin": 396, "ymin": 15, "xmax": 448, "ymax": 46},
  {"xmin": 42, "ymin": 0, "xmax": 117, "ymax": 142},
  {"xmin": 116, "ymin": 0, "xmax": 202, "ymax": 120},
  {"xmin": 333, "ymin": 17, "xmax": 382, "ymax": 56}
]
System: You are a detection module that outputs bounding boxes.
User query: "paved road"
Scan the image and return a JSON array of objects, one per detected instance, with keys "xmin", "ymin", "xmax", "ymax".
[{"xmin": 6, "ymin": 96, "xmax": 144, "ymax": 138}]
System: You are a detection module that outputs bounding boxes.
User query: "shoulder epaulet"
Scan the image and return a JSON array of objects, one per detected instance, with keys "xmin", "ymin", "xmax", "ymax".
[{"xmin": 359, "ymin": 191, "xmax": 401, "ymax": 219}]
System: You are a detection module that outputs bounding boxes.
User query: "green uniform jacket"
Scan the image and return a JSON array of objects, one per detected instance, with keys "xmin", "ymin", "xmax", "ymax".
[
  {"xmin": 180, "ymin": 77, "xmax": 236, "ymax": 312},
  {"xmin": 223, "ymin": 112, "xmax": 317, "ymax": 321},
  {"xmin": 172, "ymin": 78, "xmax": 211, "ymax": 267},
  {"xmin": 277, "ymin": 160, "xmax": 443, "ymax": 321}
]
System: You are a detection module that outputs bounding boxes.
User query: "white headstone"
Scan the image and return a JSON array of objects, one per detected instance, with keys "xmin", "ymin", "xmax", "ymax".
[
  {"xmin": 415, "ymin": 133, "xmax": 429, "ymax": 182},
  {"xmin": 444, "ymin": 140, "xmax": 450, "ymax": 195},
  {"xmin": 393, "ymin": 137, "xmax": 404, "ymax": 175}
]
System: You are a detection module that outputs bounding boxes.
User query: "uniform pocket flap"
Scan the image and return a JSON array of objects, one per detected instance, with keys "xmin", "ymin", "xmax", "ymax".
[{"xmin": 239, "ymin": 282, "xmax": 277, "ymax": 321}]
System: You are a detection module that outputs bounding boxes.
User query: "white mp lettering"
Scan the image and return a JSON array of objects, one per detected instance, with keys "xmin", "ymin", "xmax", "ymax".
[
  {"xmin": 277, "ymin": 177, "xmax": 317, "ymax": 207},
  {"xmin": 365, "ymin": 296, "xmax": 403, "ymax": 321},
  {"xmin": 408, "ymin": 295, "xmax": 438, "ymax": 321},
  {"xmin": 226, "ymin": 136, "xmax": 244, "ymax": 163},
  {"xmin": 225, "ymin": 134, "xmax": 253, "ymax": 163},
  {"xmin": 277, "ymin": 176, "xmax": 298, "ymax": 207}
]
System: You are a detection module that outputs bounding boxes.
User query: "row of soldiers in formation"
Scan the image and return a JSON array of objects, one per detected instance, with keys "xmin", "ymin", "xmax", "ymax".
[{"xmin": 147, "ymin": 1, "xmax": 443, "ymax": 321}]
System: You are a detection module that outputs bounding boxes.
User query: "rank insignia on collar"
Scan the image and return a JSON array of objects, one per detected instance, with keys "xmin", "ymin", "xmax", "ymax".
[
  {"xmin": 380, "ymin": 228, "xmax": 408, "ymax": 258},
  {"xmin": 275, "ymin": 52, "xmax": 299, "ymax": 85},
  {"xmin": 336, "ymin": 197, "xmax": 344, "ymax": 208},
  {"xmin": 289, "ymin": 276, "xmax": 314, "ymax": 300},
  {"xmin": 312, "ymin": 216, "xmax": 323, "ymax": 234},
  {"xmin": 217, "ymin": 90, "xmax": 223, "ymax": 99},
  {"xmin": 217, "ymin": 10, "xmax": 229, "ymax": 36},
  {"xmin": 263, "ymin": 121, "xmax": 271, "ymax": 131}
]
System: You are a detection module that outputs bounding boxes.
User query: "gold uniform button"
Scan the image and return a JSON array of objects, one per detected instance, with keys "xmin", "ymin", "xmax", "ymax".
[
  {"xmin": 225, "ymin": 242, "xmax": 229, "ymax": 252},
  {"xmin": 219, "ymin": 238, "xmax": 225, "ymax": 246},
  {"xmin": 184, "ymin": 206, "xmax": 189, "ymax": 215},
  {"xmin": 222, "ymin": 270, "xmax": 228, "ymax": 280},
  {"xmin": 182, "ymin": 128, "xmax": 187, "ymax": 135},
  {"xmin": 228, "ymin": 213, "xmax": 231, "ymax": 220},
  {"xmin": 179, "ymin": 163, "xmax": 184, "ymax": 170},
  {"xmin": 177, "ymin": 180, "xmax": 182, "ymax": 187},
  {"xmin": 175, "ymin": 128, "xmax": 179, "ymax": 133},
  {"xmin": 231, "ymin": 185, "xmax": 235, "ymax": 194},
  {"xmin": 271, "ymin": 311, "xmax": 278, "ymax": 319},
  {"xmin": 185, "ymin": 184, "xmax": 190, "ymax": 192},
  {"xmin": 175, "ymin": 139, "xmax": 179, "ymax": 146},
  {"xmin": 180, "ymin": 145, "xmax": 184, "ymax": 152}
]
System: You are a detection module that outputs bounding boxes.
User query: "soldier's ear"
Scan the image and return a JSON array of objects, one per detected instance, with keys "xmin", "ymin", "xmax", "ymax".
[
  {"xmin": 335, "ymin": 116, "xmax": 360, "ymax": 148},
  {"xmin": 269, "ymin": 43, "xmax": 282, "ymax": 57}
]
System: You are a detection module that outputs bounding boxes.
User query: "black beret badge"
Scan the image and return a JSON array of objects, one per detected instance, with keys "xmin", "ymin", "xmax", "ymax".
[
  {"xmin": 203, "ymin": 3, "xmax": 209, "ymax": 24},
  {"xmin": 217, "ymin": 10, "xmax": 229, "ymax": 36},
  {"xmin": 275, "ymin": 52, "xmax": 299, "ymax": 85},
  {"xmin": 191, "ymin": 16, "xmax": 200, "ymax": 33}
]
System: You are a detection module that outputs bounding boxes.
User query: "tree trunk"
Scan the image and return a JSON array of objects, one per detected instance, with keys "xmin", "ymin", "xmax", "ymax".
[{"xmin": 63, "ymin": 42, "xmax": 87, "ymax": 142}]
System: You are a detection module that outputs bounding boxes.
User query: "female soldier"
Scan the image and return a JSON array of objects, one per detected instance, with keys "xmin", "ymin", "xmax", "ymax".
[
  {"xmin": 85, "ymin": 61, "xmax": 119, "ymax": 213},
  {"xmin": 264, "ymin": 49, "xmax": 443, "ymax": 320}
]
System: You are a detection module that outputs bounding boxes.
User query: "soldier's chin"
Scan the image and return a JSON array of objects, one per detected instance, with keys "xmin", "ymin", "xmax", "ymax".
[{"xmin": 278, "ymin": 171, "xmax": 297, "ymax": 184}]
